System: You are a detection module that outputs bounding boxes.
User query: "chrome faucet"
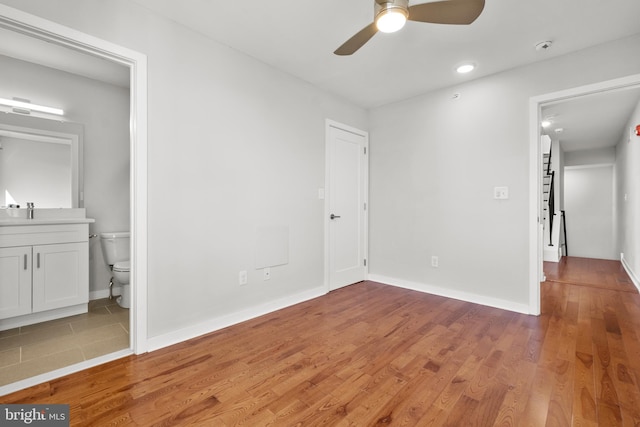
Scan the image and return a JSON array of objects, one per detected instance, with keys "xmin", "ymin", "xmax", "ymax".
[{"xmin": 27, "ymin": 202, "xmax": 34, "ymax": 219}]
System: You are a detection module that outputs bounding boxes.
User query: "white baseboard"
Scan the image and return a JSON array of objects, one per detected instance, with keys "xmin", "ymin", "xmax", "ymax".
[
  {"xmin": 368, "ymin": 274, "xmax": 531, "ymax": 315},
  {"xmin": 90, "ymin": 286, "xmax": 122, "ymax": 301},
  {"xmin": 621, "ymin": 253, "xmax": 640, "ymax": 292},
  {"xmin": 0, "ymin": 304, "xmax": 88, "ymax": 331},
  {"xmin": 543, "ymin": 245, "xmax": 561, "ymax": 262},
  {"xmin": 146, "ymin": 285, "xmax": 327, "ymax": 352}
]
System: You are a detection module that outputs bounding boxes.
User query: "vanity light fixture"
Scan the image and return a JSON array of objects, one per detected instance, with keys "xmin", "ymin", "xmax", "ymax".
[{"xmin": 0, "ymin": 97, "xmax": 64, "ymax": 116}]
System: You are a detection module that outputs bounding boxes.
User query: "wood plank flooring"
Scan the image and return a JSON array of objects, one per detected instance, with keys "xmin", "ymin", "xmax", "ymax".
[
  {"xmin": 544, "ymin": 256, "xmax": 637, "ymax": 293},
  {"xmin": 2, "ymin": 259, "xmax": 640, "ymax": 426}
]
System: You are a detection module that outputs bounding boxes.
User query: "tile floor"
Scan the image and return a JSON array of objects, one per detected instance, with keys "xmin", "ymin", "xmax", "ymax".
[{"xmin": 0, "ymin": 298, "xmax": 129, "ymax": 386}]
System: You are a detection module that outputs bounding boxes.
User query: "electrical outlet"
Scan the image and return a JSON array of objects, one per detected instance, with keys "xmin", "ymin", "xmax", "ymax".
[
  {"xmin": 239, "ymin": 270, "xmax": 247, "ymax": 286},
  {"xmin": 494, "ymin": 186, "xmax": 509, "ymax": 200},
  {"xmin": 431, "ymin": 256, "xmax": 439, "ymax": 268},
  {"xmin": 263, "ymin": 267, "xmax": 271, "ymax": 281}
]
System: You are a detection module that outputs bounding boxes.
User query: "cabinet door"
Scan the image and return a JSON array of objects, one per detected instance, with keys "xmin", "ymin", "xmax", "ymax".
[
  {"xmin": 0, "ymin": 246, "xmax": 32, "ymax": 319},
  {"xmin": 32, "ymin": 242, "xmax": 89, "ymax": 313}
]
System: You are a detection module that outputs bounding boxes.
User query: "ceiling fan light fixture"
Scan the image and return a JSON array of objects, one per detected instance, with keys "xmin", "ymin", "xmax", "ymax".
[
  {"xmin": 376, "ymin": 4, "xmax": 408, "ymax": 33},
  {"xmin": 334, "ymin": 0, "xmax": 484, "ymax": 55}
]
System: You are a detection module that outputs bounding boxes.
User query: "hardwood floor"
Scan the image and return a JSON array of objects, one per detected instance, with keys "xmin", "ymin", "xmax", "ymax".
[
  {"xmin": 3, "ymin": 260, "xmax": 640, "ymax": 426},
  {"xmin": 544, "ymin": 256, "xmax": 637, "ymax": 293}
]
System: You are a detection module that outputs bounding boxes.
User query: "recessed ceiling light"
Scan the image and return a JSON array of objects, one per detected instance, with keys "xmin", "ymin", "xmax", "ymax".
[
  {"xmin": 456, "ymin": 64, "xmax": 475, "ymax": 74},
  {"xmin": 541, "ymin": 120, "xmax": 552, "ymax": 128}
]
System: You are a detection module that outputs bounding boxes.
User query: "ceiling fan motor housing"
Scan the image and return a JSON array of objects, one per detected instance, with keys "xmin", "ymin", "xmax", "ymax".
[{"xmin": 375, "ymin": 0, "xmax": 410, "ymax": 19}]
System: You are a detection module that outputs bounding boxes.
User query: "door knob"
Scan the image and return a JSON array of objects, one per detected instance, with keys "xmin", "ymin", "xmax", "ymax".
[{"xmin": 330, "ymin": 214, "xmax": 341, "ymax": 220}]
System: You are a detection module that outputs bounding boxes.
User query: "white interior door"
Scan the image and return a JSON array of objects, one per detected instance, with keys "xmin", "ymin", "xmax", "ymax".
[{"xmin": 326, "ymin": 121, "xmax": 368, "ymax": 290}]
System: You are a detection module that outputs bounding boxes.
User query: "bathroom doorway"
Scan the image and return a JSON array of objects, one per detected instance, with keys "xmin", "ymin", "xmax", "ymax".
[{"xmin": 0, "ymin": 5, "xmax": 148, "ymax": 394}]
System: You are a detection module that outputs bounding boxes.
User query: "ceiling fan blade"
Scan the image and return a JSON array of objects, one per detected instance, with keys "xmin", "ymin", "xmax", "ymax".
[
  {"xmin": 334, "ymin": 22, "xmax": 378, "ymax": 56},
  {"xmin": 407, "ymin": 0, "xmax": 485, "ymax": 25}
]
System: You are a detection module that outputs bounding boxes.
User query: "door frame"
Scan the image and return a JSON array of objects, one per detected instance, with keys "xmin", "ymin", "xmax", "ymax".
[
  {"xmin": 324, "ymin": 119, "xmax": 369, "ymax": 292},
  {"xmin": 0, "ymin": 4, "xmax": 148, "ymax": 393},
  {"xmin": 528, "ymin": 73, "xmax": 640, "ymax": 315}
]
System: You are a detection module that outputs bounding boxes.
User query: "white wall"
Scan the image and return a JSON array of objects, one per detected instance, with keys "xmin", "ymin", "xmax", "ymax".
[
  {"xmin": 0, "ymin": 0, "xmax": 368, "ymax": 341},
  {"xmin": 369, "ymin": 34, "xmax": 640, "ymax": 310},
  {"xmin": 616, "ymin": 99, "xmax": 640, "ymax": 286},
  {"xmin": 562, "ymin": 146, "xmax": 618, "ymax": 260},
  {"xmin": 0, "ymin": 54, "xmax": 130, "ymax": 296},
  {"xmin": 564, "ymin": 146, "xmax": 616, "ymax": 166},
  {"xmin": 564, "ymin": 165, "xmax": 616, "ymax": 259}
]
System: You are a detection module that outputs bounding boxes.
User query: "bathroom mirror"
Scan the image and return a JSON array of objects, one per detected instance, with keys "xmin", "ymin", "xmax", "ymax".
[{"xmin": 0, "ymin": 113, "xmax": 84, "ymax": 208}]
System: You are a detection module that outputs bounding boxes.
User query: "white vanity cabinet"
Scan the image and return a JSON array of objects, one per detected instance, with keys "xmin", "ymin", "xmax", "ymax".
[
  {"xmin": 0, "ymin": 221, "xmax": 91, "ymax": 330},
  {"xmin": 32, "ymin": 242, "xmax": 88, "ymax": 312},
  {"xmin": 0, "ymin": 246, "xmax": 32, "ymax": 319}
]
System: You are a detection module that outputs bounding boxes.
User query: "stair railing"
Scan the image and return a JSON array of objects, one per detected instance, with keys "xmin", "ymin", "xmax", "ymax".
[
  {"xmin": 561, "ymin": 210, "xmax": 567, "ymax": 256},
  {"xmin": 544, "ymin": 141, "xmax": 555, "ymax": 247},
  {"xmin": 548, "ymin": 170, "xmax": 555, "ymax": 246}
]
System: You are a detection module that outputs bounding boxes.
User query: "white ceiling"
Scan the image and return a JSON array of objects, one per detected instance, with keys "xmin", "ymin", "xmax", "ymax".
[
  {"xmin": 0, "ymin": 27, "xmax": 129, "ymax": 88},
  {"xmin": 542, "ymin": 87, "xmax": 640, "ymax": 153},
  {"xmin": 1, "ymin": 0, "xmax": 639, "ymax": 152},
  {"xmin": 127, "ymin": 0, "xmax": 640, "ymax": 152},
  {"xmin": 128, "ymin": 0, "xmax": 640, "ymax": 109}
]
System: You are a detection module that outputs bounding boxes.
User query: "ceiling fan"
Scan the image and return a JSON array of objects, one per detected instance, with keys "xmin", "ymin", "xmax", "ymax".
[{"xmin": 334, "ymin": 0, "xmax": 485, "ymax": 55}]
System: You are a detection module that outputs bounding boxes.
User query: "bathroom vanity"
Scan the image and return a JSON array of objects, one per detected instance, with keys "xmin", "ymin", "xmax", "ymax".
[{"xmin": 0, "ymin": 209, "xmax": 94, "ymax": 331}]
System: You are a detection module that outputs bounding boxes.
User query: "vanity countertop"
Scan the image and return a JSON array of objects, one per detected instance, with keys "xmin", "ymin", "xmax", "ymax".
[
  {"xmin": 0, "ymin": 217, "xmax": 95, "ymax": 226},
  {"xmin": 0, "ymin": 208, "xmax": 95, "ymax": 226}
]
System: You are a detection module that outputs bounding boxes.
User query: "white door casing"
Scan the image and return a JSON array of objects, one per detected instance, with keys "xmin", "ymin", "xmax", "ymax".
[{"xmin": 325, "ymin": 120, "xmax": 368, "ymax": 291}]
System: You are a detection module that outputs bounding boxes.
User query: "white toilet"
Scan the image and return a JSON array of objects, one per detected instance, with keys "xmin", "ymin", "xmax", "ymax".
[{"xmin": 99, "ymin": 232, "xmax": 131, "ymax": 309}]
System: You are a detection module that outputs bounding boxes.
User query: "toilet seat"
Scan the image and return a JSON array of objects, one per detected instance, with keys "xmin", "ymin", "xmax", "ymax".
[{"xmin": 113, "ymin": 261, "xmax": 130, "ymax": 273}]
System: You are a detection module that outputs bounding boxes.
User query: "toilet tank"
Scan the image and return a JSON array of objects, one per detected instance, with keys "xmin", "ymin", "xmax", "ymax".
[{"xmin": 100, "ymin": 231, "xmax": 130, "ymax": 266}]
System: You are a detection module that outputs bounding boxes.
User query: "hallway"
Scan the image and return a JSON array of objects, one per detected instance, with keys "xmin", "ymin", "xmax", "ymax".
[{"xmin": 544, "ymin": 256, "xmax": 637, "ymax": 294}]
